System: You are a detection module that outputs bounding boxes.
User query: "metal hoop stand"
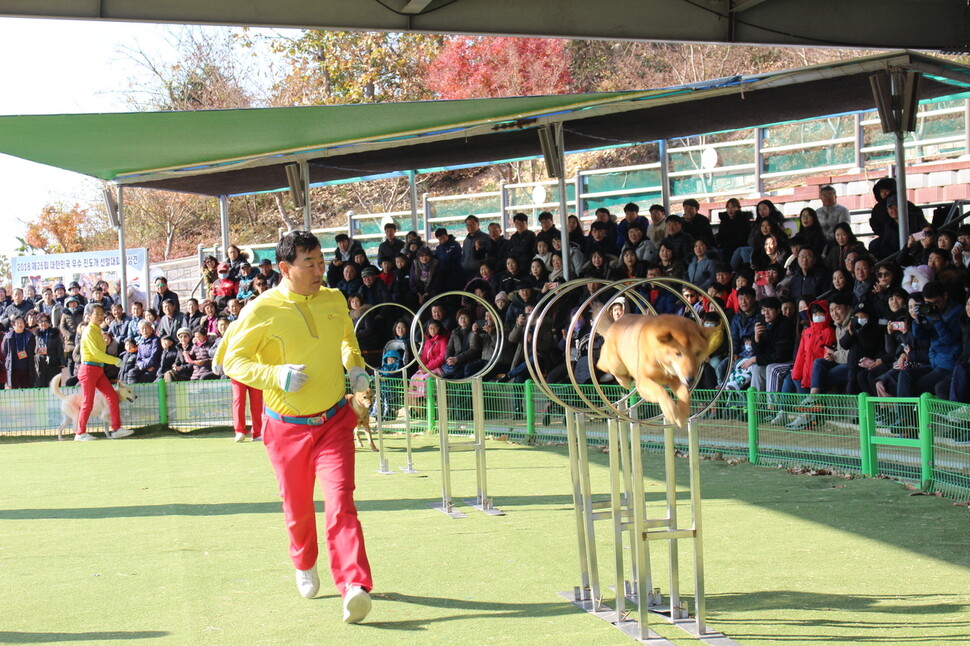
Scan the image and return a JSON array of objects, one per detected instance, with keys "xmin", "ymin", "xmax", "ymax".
[
  {"xmin": 410, "ymin": 291, "xmax": 507, "ymax": 519},
  {"xmin": 354, "ymin": 301, "xmax": 421, "ymax": 475},
  {"xmin": 526, "ymin": 278, "xmax": 738, "ymax": 646}
]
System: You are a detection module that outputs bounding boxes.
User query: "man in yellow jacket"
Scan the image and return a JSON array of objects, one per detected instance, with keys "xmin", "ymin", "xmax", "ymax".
[{"xmin": 222, "ymin": 231, "xmax": 373, "ymax": 624}]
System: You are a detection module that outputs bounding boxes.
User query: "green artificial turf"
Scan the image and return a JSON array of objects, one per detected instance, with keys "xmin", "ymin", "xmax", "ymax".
[{"xmin": 1, "ymin": 430, "xmax": 968, "ymax": 646}]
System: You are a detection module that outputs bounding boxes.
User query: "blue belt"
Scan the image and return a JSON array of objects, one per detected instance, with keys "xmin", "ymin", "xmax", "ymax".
[
  {"xmin": 265, "ymin": 398, "xmax": 346, "ymax": 426},
  {"xmin": 82, "ymin": 361, "xmax": 104, "ymax": 367}
]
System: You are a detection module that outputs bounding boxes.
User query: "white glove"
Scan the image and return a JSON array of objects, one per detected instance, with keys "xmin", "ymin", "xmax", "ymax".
[
  {"xmin": 212, "ymin": 363, "xmax": 223, "ymax": 376},
  {"xmin": 348, "ymin": 366, "xmax": 370, "ymax": 393},
  {"xmin": 277, "ymin": 364, "xmax": 309, "ymax": 393}
]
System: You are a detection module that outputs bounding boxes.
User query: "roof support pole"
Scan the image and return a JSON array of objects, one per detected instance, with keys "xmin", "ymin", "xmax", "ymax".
[
  {"xmin": 300, "ymin": 160, "xmax": 312, "ymax": 230},
  {"xmin": 408, "ymin": 170, "xmax": 419, "ymax": 232},
  {"xmin": 555, "ymin": 124, "xmax": 570, "ymax": 281},
  {"xmin": 891, "ymin": 71, "xmax": 910, "ymax": 249},
  {"xmin": 117, "ymin": 185, "xmax": 128, "ymax": 312},
  {"xmin": 219, "ymin": 195, "xmax": 230, "ymax": 261},
  {"xmin": 659, "ymin": 139, "xmax": 671, "ymax": 214}
]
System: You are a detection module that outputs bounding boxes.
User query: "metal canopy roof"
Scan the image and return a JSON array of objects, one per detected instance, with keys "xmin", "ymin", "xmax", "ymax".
[
  {"xmin": 1, "ymin": 50, "xmax": 969, "ymax": 197},
  {"xmin": 0, "ymin": 0, "xmax": 967, "ymax": 52}
]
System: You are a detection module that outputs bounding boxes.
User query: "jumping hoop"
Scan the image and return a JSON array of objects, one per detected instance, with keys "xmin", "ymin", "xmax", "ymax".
[{"xmin": 409, "ymin": 291, "xmax": 506, "ymax": 384}]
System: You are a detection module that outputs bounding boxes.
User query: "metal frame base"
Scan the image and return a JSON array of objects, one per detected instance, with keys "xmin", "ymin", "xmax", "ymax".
[
  {"xmin": 558, "ymin": 591, "xmax": 675, "ymax": 645},
  {"xmin": 428, "ymin": 501, "xmax": 467, "ymax": 519},
  {"xmin": 462, "ymin": 498, "xmax": 505, "ymax": 516},
  {"xmin": 559, "ymin": 591, "xmax": 741, "ymax": 646},
  {"xmin": 375, "ymin": 457, "xmax": 394, "ymax": 475}
]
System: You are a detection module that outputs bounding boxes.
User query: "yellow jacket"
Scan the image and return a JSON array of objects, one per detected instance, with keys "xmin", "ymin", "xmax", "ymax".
[
  {"xmin": 80, "ymin": 322, "xmax": 120, "ymax": 366},
  {"xmin": 222, "ymin": 285, "xmax": 364, "ymax": 416}
]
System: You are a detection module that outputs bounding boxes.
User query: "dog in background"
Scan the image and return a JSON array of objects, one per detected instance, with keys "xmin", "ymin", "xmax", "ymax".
[
  {"xmin": 596, "ymin": 313, "xmax": 716, "ymax": 428},
  {"xmin": 49, "ymin": 373, "xmax": 138, "ymax": 440},
  {"xmin": 348, "ymin": 389, "xmax": 378, "ymax": 451}
]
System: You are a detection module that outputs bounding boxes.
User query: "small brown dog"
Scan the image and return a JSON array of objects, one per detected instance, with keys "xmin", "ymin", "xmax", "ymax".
[
  {"xmin": 596, "ymin": 313, "xmax": 715, "ymax": 428},
  {"xmin": 348, "ymin": 389, "xmax": 378, "ymax": 451}
]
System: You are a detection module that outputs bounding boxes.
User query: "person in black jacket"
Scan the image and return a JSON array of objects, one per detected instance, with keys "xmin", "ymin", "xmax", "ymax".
[
  {"xmin": 506, "ymin": 213, "xmax": 537, "ymax": 268},
  {"xmin": 681, "ymin": 198, "xmax": 715, "ymax": 248},
  {"xmin": 749, "ymin": 296, "xmax": 796, "ymax": 391},
  {"xmin": 718, "ymin": 198, "xmax": 753, "ymax": 268},
  {"xmin": 376, "ymin": 222, "xmax": 405, "ymax": 265},
  {"xmin": 33, "ymin": 313, "xmax": 64, "ymax": 387},
  {"xmin": 4, "ymin": 315, "xmax": 36, "ymax": 389}
]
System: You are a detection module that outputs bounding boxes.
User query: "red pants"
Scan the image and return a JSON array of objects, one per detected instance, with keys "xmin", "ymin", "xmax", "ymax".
[
  {"xmin": 76, "ymin": 363, "xmax": 120, "ymax": 434},
  {"xmin": 262, "ymin": 401, "xmax": 372, "ymax": 594},
  {"xmin": 230, "ymin": 379, "xmax": 263, "ymax": 438}
]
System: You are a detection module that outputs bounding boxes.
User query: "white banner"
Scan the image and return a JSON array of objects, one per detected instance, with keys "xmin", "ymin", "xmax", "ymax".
[{"xmin": 12, "ymin": 248, "xmax": 149, "ymax": 297}]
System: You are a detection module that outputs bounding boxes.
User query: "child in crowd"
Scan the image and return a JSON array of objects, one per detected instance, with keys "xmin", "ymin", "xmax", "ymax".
[
  {"xmin": 156, "ymin": 334, "xmax": 178, "ymax": 381},
  {"xmin": 118, "ymin": 339, "xmax": 139, "ymax": 384}
]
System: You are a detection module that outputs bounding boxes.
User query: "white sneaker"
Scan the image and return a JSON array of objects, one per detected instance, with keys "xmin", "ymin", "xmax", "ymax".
[
  {"xmin": 295, "ymin": 566, "xmax": 319, "ymax": 599},
  {"xmin": 798, "ymin": 395, "xmax": 816, "ymax": 407},
  {"xmin": 342, "ymin": 585, "xmax": 372, "ymax": 624},
  {"xmin": 770, "ymin": 411, "xmax": 788, "ymax": 425},
  {"xmin": 234, "ymin": 432, "xmax": 246, "ymax": 442},
  {"xmin": 74, "ymin": 433, "xmax": 97, "ymax": 441},
  {"xmin": 110, "ymin": 428, "xmax": 134, "ymax": 439},
  {"xmin": 786, "ymin": 415, "xmax": 810, "ymax": 430}
]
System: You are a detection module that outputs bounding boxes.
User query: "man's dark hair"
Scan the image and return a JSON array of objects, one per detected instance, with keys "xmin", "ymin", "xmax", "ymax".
[
  {"xmin": 831, "ymin": 293, "xmax": 853, "ymax": 307},
  {"xmin": 465, "ymin": 214, "xmax": 480, "ymax": 223},
  {"xmin": 923, "ymin": 281, "xmax": 946, "ymax": 300},
  {"xmin": 384, "ymin": 221, "xmax": 397, "ymax": 231},
  {"xmin": 737, "ymin": 286, "xmax": 757, "ymax": 299},
  {"xmin": 160, "ymin": 334, "xmax": 174, "ymax": 343},
  {"xmin": 624, "ymin": 202, "xmax": 639, "ymax": 213},
  {"xmin": 538, "ymin": 211, "xmax": 553, "ymax": 221},
  {"xmin": 334, "ymin": 233, "xmax": 349, "ymax": 243},
  {"xmin": 649, "ymin": 204, "xmax": 666, "ymax": 214},
  {"xmin": 760, "ymin": 296, "xmax": 782, "ymax": 310},
  {"xmin": 277, "ymin": 230, "xmax": 322, "ymax": 264},
  {"xmin": 512, "ymin": 212, "xmax": 528, "ymax": 223},
  {"xmin": 590, "ymin": 221, "xmax": 608, "ymax": 231},
  {"xmin": 928, "ymin": 248, "xmax": 950, "ymax": 263},
  {"xmin": 682, "ymin": 198, "xmax": 700, "ymax": 208}
]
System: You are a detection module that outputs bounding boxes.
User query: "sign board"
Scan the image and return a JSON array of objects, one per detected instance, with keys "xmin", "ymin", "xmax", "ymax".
[{"xmin": 12, "ymin": 248, "xmax": 150, "ymax": 304}]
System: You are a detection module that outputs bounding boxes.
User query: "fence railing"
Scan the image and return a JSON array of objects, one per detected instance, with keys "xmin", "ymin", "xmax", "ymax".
[
  {"xmin": 172, "ymin": 95, "xmax": 970, "ymax": 269},
  {"xmin": 7, "ymin": 381, "xmax": 968, "ymax": 501}
]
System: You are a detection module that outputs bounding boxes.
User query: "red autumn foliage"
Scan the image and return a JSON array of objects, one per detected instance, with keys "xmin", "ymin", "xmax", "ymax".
[{"xmin": 425, "ymin": 36, "xmax": 574, "ymax": 99}]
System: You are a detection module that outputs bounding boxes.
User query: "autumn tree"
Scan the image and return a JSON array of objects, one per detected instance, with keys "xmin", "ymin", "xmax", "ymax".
[
  {"xmin": 424, "ymin": 36, "xmax": 574, "ymax": 100},
  {"xmin": 121, "ymin": 27, "xmax": 258, "ymax": 111},
  {"xmin": 263, "ymin": 31, "xmax": 443, "ymax": 105},
  {"xmin": 24, "ymin": 203, "xmax": 95, "ymax": 254}
]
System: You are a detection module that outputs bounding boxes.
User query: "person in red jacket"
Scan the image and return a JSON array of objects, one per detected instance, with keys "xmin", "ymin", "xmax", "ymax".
[
  {"xmin": 211, "ymin": 262, "xmax": 238, "ymax": 311},
  {"xmin": 771, "ymin": 299, "xmax": 835, "ymax": 429},
  {"xmin": 784, "ymin": 299, "xmax": 835, "ymax": 394},
  {"xmin": 407, "ymin": 320, "xmax": 447, "ymax": 399}
]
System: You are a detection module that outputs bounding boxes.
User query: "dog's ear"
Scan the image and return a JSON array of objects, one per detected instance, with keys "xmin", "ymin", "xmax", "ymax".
[{"xmin": 657, "ymin": 332, "xmax": 674, "ymax": 344}]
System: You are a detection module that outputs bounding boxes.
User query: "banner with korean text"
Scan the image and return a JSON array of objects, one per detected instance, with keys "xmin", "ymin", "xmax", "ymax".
[{"xmin": 12, "ymin": 248, "xmax": 149, "ymax": 299}]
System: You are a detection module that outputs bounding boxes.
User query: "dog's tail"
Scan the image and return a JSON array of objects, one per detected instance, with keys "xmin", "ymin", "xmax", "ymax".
[{"xmin": 49, "ymin": 373, "xmax": 70, "ymax": 402}]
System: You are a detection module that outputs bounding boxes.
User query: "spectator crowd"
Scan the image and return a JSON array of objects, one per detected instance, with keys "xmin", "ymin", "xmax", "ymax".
[{"xmin": 2, "ymin": 180, "xmax": 970, "ymax": 440}]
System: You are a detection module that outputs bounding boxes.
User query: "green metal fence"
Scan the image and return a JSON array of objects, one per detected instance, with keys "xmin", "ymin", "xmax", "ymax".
[{"xmin": 3, "ymin": 380, "xmax": 968, "ymax": 501}]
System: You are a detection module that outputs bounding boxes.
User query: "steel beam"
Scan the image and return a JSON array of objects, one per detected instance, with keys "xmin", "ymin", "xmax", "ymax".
[{"xmin": 0, "ymin": 1, "xmax": 966, "ymax": 51}]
